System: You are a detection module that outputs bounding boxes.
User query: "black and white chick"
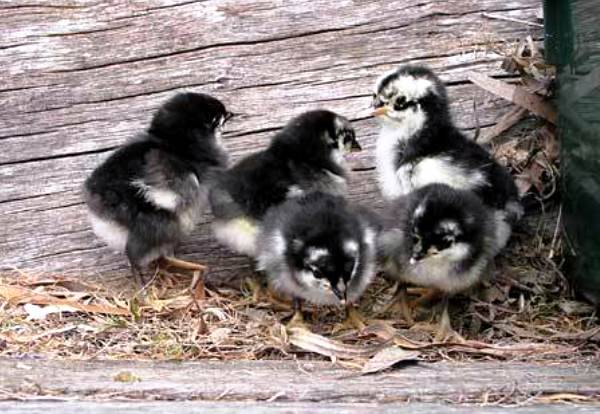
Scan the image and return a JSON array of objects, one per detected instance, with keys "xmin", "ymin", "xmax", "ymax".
[
  {"xmin": 257, "ymin": 191, "xmax": 377, "ymax": 330},
  {"xmin": 372, "ymin": 65, "xmax": 522, "ymax": 253},
  {"xmin": 209, "ymin": 110, "xmax": 361, "ymax": 258},
  {"xmin": 84, "ymin": 92, "xmax": 233, "ymax": 289},
  {"xmin": 379, "ymin": 183, "xmax": 496, "ymax": 341}
]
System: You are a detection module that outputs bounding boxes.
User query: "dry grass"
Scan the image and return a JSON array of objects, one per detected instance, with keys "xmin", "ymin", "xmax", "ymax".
[{"xmin": 0, "ymin": 181, "xmax": 597, "ymax": 365}]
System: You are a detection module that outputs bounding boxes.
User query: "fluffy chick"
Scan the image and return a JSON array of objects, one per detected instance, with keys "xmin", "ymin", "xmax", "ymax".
[
  {"xmin": 257, "ymin": 191, "xmax": 377, "ymax": 330},
  {"xmin": 209, "ymin": 110, "xmax": 361, "ymax": 258},
  {"xmin": 379, "ymin": 183, "xmax": 496, "ymax": 340},
  {"xmin": 372, "ymin": 65, "xmax": 522, "ymax": 253},
  {"xmin": 84, "ymin": 92, "xmax": 232, "ymax": 288}
]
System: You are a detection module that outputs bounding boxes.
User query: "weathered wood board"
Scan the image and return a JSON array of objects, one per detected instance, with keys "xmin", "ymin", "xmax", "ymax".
[
  {"xmin": 0, "ymin": 0, "xmax": 543, "ymax": 280},
  {"xmin": 0, "ymin": 358, "xmax": 598, "ymax": 410},
  {"xmin": 1, "ymin": 402, "xmax": 599, "ymax": 414}
]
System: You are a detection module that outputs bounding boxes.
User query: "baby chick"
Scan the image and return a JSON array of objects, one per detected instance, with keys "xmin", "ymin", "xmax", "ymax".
[
  {"xmin": 257, "ymin": 191, "xmax": 377, "ymax": 330},
  {"xmin": 209, "ymin": 110, "xmax": 361, "ymax": 258},
  {"xmin": 372, "ymin": 65, "xmax": 522, "ymax": 253},
  {"xmin": 379, "ymin": 183, "xmax": 496, "ymax": 341},
  {"xmin": 84, "ymin": 92, "xmax": 233, "ymax": 289}
]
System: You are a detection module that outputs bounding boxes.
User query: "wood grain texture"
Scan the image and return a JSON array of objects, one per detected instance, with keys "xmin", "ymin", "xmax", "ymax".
[
  {"xmin": 0, "ymin": 358, "xmax": 598, "ymax": 404},
  {"xmin": 0, "ymin": 0, "xmax": 543, "ymax": 279},
  {"xmin": 1, "ymin": 402, "xmax": 598, "ymax": 414}
]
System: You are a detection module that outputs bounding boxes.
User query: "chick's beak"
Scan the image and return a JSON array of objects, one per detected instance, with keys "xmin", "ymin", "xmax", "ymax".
[
  {"xmin": 410, "ymin": 249, "xmax": 425, "ymax": 265},
  {"xmin": 351, "ymin": 138, "xmax": 362, "ymax": 152},
  {"xmin": 345, "ymin": 140, "xmax": 362, "ymax": 153},
  {"xmin": 371, "ymin": 107, "xmax": 388, "ymax": 117},
  {"xmin": 331, "ymin": 284, "xmax": 345, "ymax": 304},
  {"xmin": 224, "ymin": 111, "xmax": 235, "ymax": 122}
]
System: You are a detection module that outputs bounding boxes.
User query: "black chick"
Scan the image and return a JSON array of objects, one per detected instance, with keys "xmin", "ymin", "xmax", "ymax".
[
  {"xmin": 372, "ymin": 65, "xmax": 522, "ymax": 253},
  {"xmin": 379, "ymin": 183, "xmax": 496, "ymax": 341},
  {"xmin": 209, "ymin": 110, "xmax": 361, "ymax": 258},
  {"xmin": 257, "ymin": 191, "xmax": 377, "ymax": 330},
  {"xmin": 84, "ymin": 92, "xmax": 233, "ymax": 289}
]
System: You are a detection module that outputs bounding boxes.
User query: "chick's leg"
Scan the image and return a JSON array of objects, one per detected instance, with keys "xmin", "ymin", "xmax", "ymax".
[
  {"xmin": 434, "ymin": 295, "xmax": 465, "ymax": 343},
  {"xmin": 286, "ymin": 298, "xmax": 308, "ymax": 330},
  {"xmin": 130, "ymin": 263, "xmax": 147, "ymax": 290},
  {"xmin": 410, "ymin": 288, "xmax": 443, "ymax": 309},
  {"xmin": 345, "ymin": 305, "xmax": 367, "ymax": 331},
  {"xmin": 382, "ymin": 283, "xmax": 414, "ymax": 324},
  {"xmin": 126, "ymin": 237, "xmax": 153, "ymax": 292},
  {"xmin": 332, "ymin": 304, "xmax": 368, "ymax": 333}
]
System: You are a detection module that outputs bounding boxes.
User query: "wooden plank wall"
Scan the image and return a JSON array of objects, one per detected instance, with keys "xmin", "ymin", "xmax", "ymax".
[{"xmin": 0, "ymin": 0, "xmax": 542, "ymax": 281}]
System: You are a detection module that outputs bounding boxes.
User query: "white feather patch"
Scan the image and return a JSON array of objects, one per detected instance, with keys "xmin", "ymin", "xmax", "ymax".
[
  {"xmin": 363, "ymin": 227, "xmax": 376, "ymax": 247},
  {"xmin": 401, "ymin": 242, "xmax": 480, "ymax": 293},
  {"xmin": 212, "ymin": 217, "xmax": 259, "ymax": 257},
  {"xmin": 375, "ymin": 111, "xmax": 426, "ymax": 199},
  {"xmin": 343, "ymin": 239, "xmax": 359, "ymax": 255},
  {"xmin": 438, "ymin": 220, "xmax": 461, "ymax": 235},
  {"xmin": 131, "ymin": 179, "xmax": 180, "ymax": 212},
  {"xmin": 88, "ymin": 211, "xmax": 128, "ymax": 252},
  {"xmin": 307, "ymin": 247, "xmax": 329, "ymax": 262},
  {"xmin": 383, "ymin": 75, "xmax": 436, "ymax": 101},
  {"xmin": 330, "ymin": 148, "xmax": 346, "ymax": 169},
  {"xmin": 492, "ymin": 209, "xmax": 512, "ymax": 254},
  {"xmin": 410, "ymin": 156, "xmax": 488, "ymax": 191},
  {"xmin": 414, "ymin": 203, "xmax": 426, "ymax": 218},
  {"xmin": 286, "ymin": 185, "xmax": 305, "ymax": 198}
]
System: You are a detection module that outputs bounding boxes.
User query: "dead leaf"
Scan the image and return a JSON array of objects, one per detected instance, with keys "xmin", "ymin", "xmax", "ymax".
[
  {"xmin": 362, "ymin": 322, "xmax": 429, "ymax": 350},
  {"xmin": 0, "ymin": 284, "xmax": 130, "ymax": 316},
  {"xmin": 558, "ymin": 300, "xmax": 595, "ymax": 316},
  {"xmin": 515, "ymin": 175, "xmax": 534, "ymax": 196},
  {"xmin": 469, "ymin": 72, "xmax": 557, "ymax": 124},
  {"xmin": 23, "ymin": 303, "xmax": 78, "ymax": 320},
  {"xmin": 479, "ymin": 107, "xmax": 527, "ymax": 143},
  {"xmin": 113, "ymin": 371, "xmax": 141, "ymax": 383},
  {"xmin": 481, "ymin": 284, "xmax": 507, "ymax": 303},
  {"xmin": 361, "ymin": 347, "xmax": 420, "ymax": 375},
  {"xmin": 209, "ymin": 327, "xmax": 231, "ymax": 344},
  {"xmin": 538, "ymin": 125, "xmax": 559, "ymax": 162},
  {"xmin": 288, "ymin": 327, "xmax": 386, "ymax": 360}
]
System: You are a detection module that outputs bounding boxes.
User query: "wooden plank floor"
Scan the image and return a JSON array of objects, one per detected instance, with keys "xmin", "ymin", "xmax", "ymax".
[
  {"xmin": 0, "ymin": 359, "xmax": 598, "ymax": 411},
  {"xmin": 2, "ymin": 402, "xmax": 599, "ymax": 414},
  {"xmin": 0, "ymin": 0, "xmax": 542, "ymax": 280}
]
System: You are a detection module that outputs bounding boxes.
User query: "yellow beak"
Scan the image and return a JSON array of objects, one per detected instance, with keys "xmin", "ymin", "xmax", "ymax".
[{"xmin": 371, "ymin": 107, "xmax": 387, "ymax": 117}]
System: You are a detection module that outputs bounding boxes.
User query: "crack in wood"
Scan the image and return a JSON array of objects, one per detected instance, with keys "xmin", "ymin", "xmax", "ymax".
[
  {"xmin": 47, "ymin": 23, "xmax": 372, "ymax": 74},
  {"xmin": 0, "ymin": 146, "xmax": 118, "ymax": 167}
]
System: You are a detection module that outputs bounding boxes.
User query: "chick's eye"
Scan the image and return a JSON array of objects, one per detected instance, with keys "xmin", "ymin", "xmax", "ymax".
[
  {"xmin": 312, "ymin": 268, "xmax": 325, "ymax": 279},
  {"xmin": 411, "ymin": 233, "xmax": 420, "ymax": 245},
  {"xmin": 394, "ymin": 97, "xmax": 416, "ymax": 111}
]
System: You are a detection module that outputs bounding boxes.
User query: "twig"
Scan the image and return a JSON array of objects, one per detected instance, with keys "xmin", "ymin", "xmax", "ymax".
[
  {"xmin": 482, "ymin": 12, "xmax": 543, "ymax": 28},
  {"xmin": 548, "ymin": 204, "xmax": 562, "ymax": 259},
  {"xmin": 479, "ymin": 107, "xmax": 528, "ymax": 143},
  {"xmin": 468, "ymin": 72, "xmax": 557, "ymax": 124}
]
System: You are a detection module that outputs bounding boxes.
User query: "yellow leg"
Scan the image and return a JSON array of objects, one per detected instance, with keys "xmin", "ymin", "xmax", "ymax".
[
  {"xmin": 410, "ymin": 288, "xmax": 443, "ymax": 309},
  {"xmin": 434, "ymin": 296, "xmax": 465, "ymax": 343},
  {"xmin": 190, "ymin": 270, "xmax": 205, "ymax": 301},
  {"xmin": 332, "ymin": 305, "xmax": 367, "ymax": 333},
  {"xmin": 345, "ymin": 305, "xmax": 367, "ymax": 331},
  {"xmin": 286, "ymin": 299, "xmax": 309, "ymax": 330},
  {"xmin": 382, "ymin": 284, "xmax": 414, "ymax": 324}
]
